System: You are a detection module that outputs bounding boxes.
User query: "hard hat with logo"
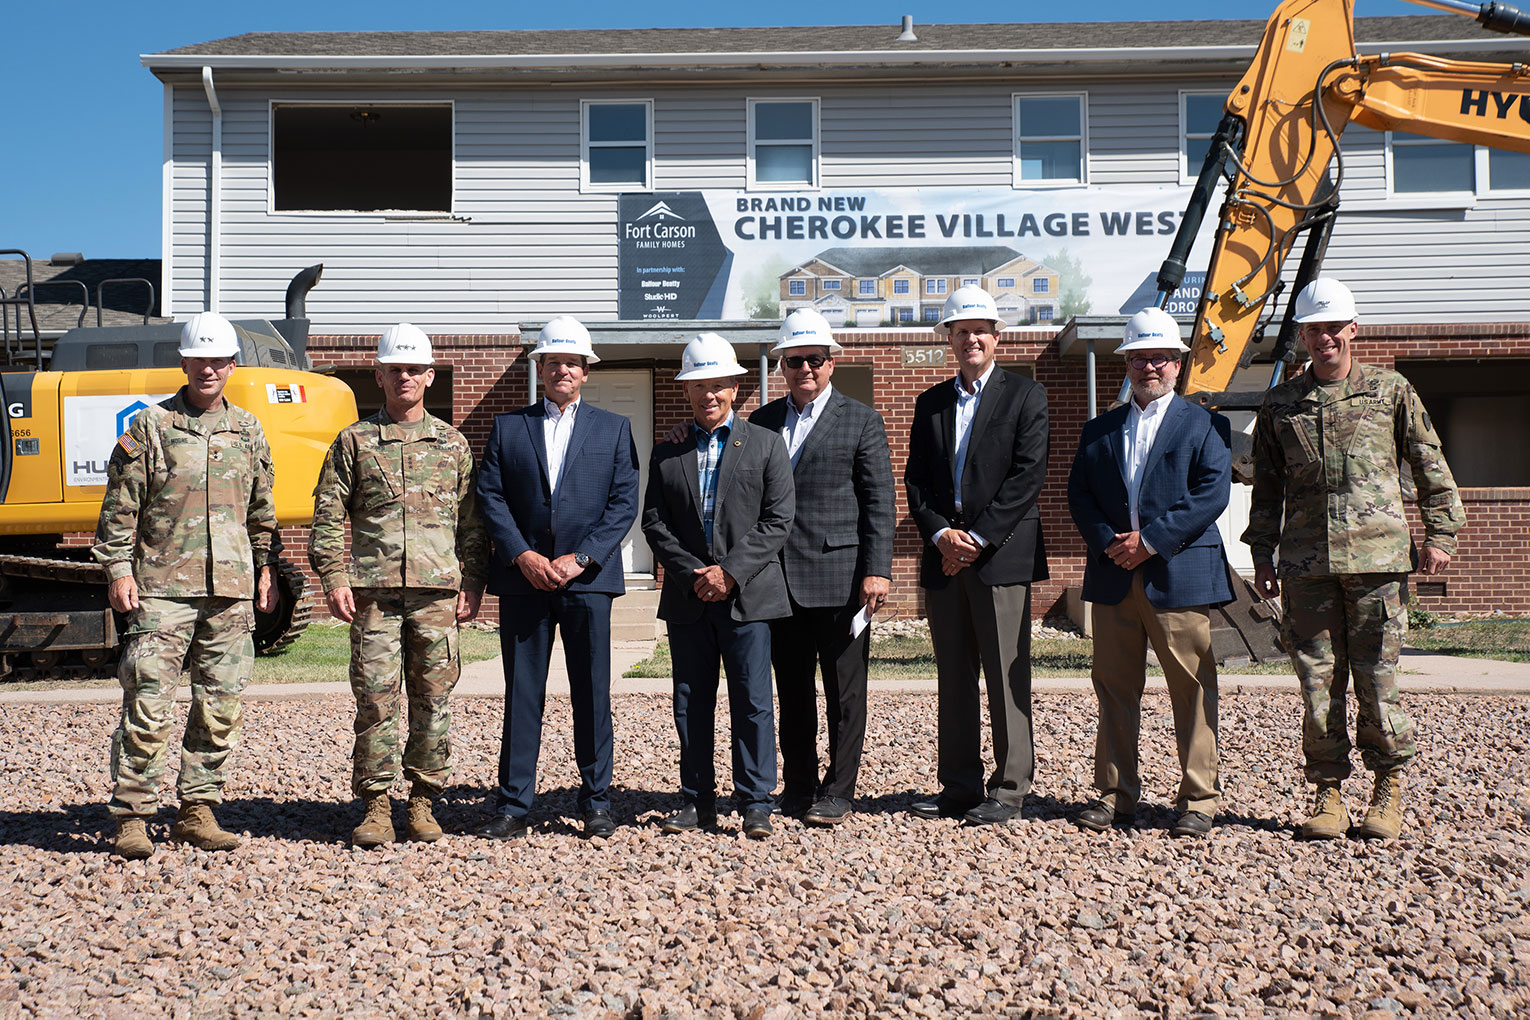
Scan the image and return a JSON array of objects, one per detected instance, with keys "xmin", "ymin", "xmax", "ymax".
[
  {"xmin": 771, "ymin": 308, "xmax": 844, "ymax": 355},
  {"xmin": 676, "ymin": 332, "xmax": 748, "ymax": 381},
  {"xmin": 1115, "ymin": 307, "xmax": 1190, "ymax": 354},
  {"xmin": 177, "ymin": 312, "xmax": 240, "ymax": 359},
  {"xmin": 531, "ymin": 314, "xmax": 601, "ymax": 364},
  {"xmin": 934, "ymin": 285, "xmax": 1008, "ymax": 335},
  {"xmin": 1293, "ymin": 277, "xmax": 1357, "ymax": 323},
  {"xmin": 375, "ymin": 322, "xmax": 435, "ymax": 365}
]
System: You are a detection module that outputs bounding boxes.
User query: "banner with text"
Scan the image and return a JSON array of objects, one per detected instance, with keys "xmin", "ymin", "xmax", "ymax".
[{"xmin": 618, "ymin": 186, "xmax": 1216, "ymax": 326}]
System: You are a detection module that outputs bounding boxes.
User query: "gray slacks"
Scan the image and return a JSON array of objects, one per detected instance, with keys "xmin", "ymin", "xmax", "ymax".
[{"xmin": 926, "ymin": 571, "xmax": 1034, "ymax": 807}]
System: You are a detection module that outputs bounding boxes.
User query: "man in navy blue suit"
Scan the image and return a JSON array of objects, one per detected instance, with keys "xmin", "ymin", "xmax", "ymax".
[
  {"xmin": 1067, "ymin": 308, "xmax": 1234, "ymax": 839},
  {"xmin": 474, "ymin": 316, "xmax": 640, "ymax": 840}
]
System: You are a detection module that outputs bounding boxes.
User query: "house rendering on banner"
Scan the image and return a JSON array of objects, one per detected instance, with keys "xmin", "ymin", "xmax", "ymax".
[
  {"xmin": 779, "ymin": 246, "xmax": 1062, "ymax": 328},
  {"xmin": 139, "ymin": 14, "xmax": 1530, "ymax": 620}
]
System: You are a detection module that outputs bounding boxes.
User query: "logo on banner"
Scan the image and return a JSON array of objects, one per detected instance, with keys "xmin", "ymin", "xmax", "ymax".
[
  {"xmin": 637, "ymin": 201, "xmax": 686, "ymax": 223},
  {"xmin": 266, "ymin": 383, "xmax": 307, "ymax": 404},
  {"xmin": 65, "ymin": 393, "xmax": 173, "ymax": 486}
]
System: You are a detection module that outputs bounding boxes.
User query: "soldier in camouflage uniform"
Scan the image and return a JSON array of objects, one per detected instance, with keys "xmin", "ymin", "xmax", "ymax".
[
  {"xmin": 309, "ymin": 322, "xmax": 489, "ymax": 848},
  {"xmin": 1244, "ymin": 278, "xmax": 1465, "ymax": 842},
  {"xmin": 94, "ymin": 311, "xmax": 279, "ymax": 860}
]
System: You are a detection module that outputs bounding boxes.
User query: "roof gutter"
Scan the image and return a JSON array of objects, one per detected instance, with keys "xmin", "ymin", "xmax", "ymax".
[
  {"xmin": 201, "ymin": 65, "xmax": 221, "ymax": 314},
  {"xmin": 141, "ymin": 37, "xmax": 1530, "ymax": 72}
]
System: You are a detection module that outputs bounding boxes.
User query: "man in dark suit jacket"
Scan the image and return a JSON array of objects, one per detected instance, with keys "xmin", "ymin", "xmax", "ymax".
[
  {"xmin": 904, "ymin": 286, "xmax": 1050, "ymax": 827},
  {"xmin": 1067, "ymin": 308, "xmax": 1234, "ymax": 838},
  {"xmin": 474, "ymin": 316, "xmax": 640, "ymax": 841},
  {"xmin": 752, "ymin": 309, "xmax": 895, "ymax": 826},
  {"xmin": 642, "ymin": 333, "xmax": 795, "ymax": 839}
]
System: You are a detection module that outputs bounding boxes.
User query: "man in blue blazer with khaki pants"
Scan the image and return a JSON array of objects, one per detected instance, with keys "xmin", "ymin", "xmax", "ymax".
[
  {"xmin": 1067, "ymin": 308, "xmax": 1234, "ymax": 838},
  {"xmin": 474, "ymin": 316, "xmax": 640, "ymax": 840}
]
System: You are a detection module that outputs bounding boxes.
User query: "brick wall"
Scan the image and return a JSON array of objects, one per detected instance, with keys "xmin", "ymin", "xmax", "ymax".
[{"xmin": 276, "ymin": 322, "xmax": 1529, "ymax": 625}]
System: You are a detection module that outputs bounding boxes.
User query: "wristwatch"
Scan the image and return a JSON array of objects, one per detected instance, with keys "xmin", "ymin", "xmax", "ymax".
[{"xmin": 573, "ymin": 552, "xmax": 592, "ymax": 569}]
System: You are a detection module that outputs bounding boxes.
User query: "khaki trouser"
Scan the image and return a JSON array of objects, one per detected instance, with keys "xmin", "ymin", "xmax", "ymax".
[
  {"xmin": 1090, "ymin": 572, "xmax": 1220, "ymax": 815},
  {"xmin": 110, "ymin": 596, "xmax": 254, "ymax": 817},
  {"xmin": 349, "ymin": 588, "xmax": 461, "ymax": 798}
]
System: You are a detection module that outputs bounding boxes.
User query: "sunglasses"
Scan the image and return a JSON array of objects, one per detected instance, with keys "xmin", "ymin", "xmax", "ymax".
[
  {"xmin": 1127, "ymin": 354, "xmax": 1174, "ymax": 370},
  {"xmin": 783, "ymin": 354, "xmax": 830, "ymax": 369}
]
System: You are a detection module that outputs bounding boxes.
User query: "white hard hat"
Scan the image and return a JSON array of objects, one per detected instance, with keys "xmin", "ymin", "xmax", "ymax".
[
  {"xmin": 1294, "ymin": 278, "xmax": 1357, "ymax": 323},
  {"xmin": 676, "ymin": 332, "xmax": 748, "ymax": 381},
  {"xmin": 177, "ymin": 312, "xmax": 240, "ymax": 359},
  {"xmin": 376, "ymin": 322, "xmax": 435, "ymax": 365},
  {"xmin": 934, "ymin": 285, "xmax": 1008, "ymax": 335},
  {"xmin": 532, "ymin": 314, "xmax": 600, "ymax": 364},
  {"xmin": 1115, "ymin": 308, "xmax": 1190, "ymax": 354},
  {"xmin": 771, "ymin": 308, "xmax": 844, "ymax": 355}
]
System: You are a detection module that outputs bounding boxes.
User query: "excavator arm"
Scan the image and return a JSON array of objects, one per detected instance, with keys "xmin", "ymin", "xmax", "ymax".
[{"xmin": 1158, "ymin": 0, "xmax": 1530, "ymax": 399}]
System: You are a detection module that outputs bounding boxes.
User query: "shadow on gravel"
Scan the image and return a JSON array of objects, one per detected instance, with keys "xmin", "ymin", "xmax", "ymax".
[{"xmin": 0, "ymin": 804, "xmax": 113, "ymax": 854}]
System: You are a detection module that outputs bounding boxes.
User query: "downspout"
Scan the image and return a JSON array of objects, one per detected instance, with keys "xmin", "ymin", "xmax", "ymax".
[
  {"xmin": 161, "ymin": 83, "xmax": 174, "ymax": 319},
  {"xmin": 201, "ymin": 65, "xmax": 222, "ymax": 313},
  {"xmin": 759, "ymin": 350, "xmax": 769, "ymax": 404}
]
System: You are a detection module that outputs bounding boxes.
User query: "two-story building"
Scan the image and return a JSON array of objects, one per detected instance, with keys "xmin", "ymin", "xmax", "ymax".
[{"xmin": 141, "ymin": 14, "xmax": 1530, "ymax": 620}]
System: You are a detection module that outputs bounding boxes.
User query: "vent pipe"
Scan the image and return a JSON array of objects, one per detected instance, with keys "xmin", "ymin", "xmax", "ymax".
[{"xmin": 897, "ymin": 15, "xmax": 917, "ymax": 41}]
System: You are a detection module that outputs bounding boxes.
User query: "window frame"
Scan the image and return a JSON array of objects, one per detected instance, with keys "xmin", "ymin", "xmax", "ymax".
[
  {"xmin": 788, "ymin": 279, "xmax": 808, "ymax": 297},
  {"xmin": 268, "ymin": 100, "xmax": 456, "ymax": 217},
  {"xmin": 1386, "ymin": 130, "xmax": 1478, "ymax": 202},
  {"xmin": 857, "ymin": 279, "xmax": 877, "ymax": 296},
  {"xmin": 1179, "ymin": 90, "xmax": 1226, "ymax": 186},
  {"xmin": 925, "ymin": 279, "xmax": 947, "ymax": 295},
  {"xmin": 1011, "ymin": 92, "xmax": 1088, "ymax": 187},
  {"xmin": 580, "ymin": 99, "xmax": 655, "ymax": 194},
  {"xmin": 747, "ymin": 97, "xmax": 820, "ymax": 191}
]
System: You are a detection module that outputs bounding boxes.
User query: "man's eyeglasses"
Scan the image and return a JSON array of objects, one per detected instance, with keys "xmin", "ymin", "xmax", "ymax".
[
  {"xmin": 1127, "ymin": 354, "xmax": 1174, "ymax": 370},
  {"xmin": 783, "ymin": 354, "xmax": 830, "ymax": 369}
]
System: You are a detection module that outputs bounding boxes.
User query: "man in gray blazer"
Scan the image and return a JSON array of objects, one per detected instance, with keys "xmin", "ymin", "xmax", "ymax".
[
  {"xmin": 751, "ymin": 309, "xmax": 895, "ymax": 826},
  {"xmin": 641, "ymin": 333, "xmax": 796, "ymax": 839}
]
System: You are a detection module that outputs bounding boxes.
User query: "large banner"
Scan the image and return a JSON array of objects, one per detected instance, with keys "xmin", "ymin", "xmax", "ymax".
[{"xmin": 618, "ymin": 186, "xmax": 1215, "ymax": 326}]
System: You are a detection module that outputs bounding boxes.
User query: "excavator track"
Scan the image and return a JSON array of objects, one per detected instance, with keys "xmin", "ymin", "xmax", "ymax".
[{"xmin": 0, "ymin": 550, "xmax": 313, "ymax": 682}]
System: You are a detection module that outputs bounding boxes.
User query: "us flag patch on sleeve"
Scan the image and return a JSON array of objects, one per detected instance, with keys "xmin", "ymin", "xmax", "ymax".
[{"xmin": 116, "ymin": 433, "xmax": 140, "ymax": 456}]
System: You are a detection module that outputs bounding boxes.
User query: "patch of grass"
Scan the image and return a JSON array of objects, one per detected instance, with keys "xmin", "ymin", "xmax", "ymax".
[
  {"xmin": 621, "ymin": 633, "xmax": 1293, "ymax": 681},
  {"xmin": 1405, "ymin": 619, "xmax": 1530, "ymax": 663}
]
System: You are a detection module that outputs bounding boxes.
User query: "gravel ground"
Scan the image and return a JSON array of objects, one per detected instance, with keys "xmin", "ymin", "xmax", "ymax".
[{"xmin": 2, "ymin": 691, "xmax": 1528, "ymax": 1018}]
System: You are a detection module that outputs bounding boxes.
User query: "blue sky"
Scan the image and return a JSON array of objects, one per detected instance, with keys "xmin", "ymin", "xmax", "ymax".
[{"xmin": 3, "ymin": 0, "xmax": 1432, "ymax": 260}]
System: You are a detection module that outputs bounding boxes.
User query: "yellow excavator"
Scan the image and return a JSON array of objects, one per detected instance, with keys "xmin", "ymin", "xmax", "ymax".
[
  {"xmin": 1157, "ymin": 0, "xmax": 1530, "ymax": 406},
  {"xmin": 0, "ymin": 252, "xmax": 357, "ymax": 680}
]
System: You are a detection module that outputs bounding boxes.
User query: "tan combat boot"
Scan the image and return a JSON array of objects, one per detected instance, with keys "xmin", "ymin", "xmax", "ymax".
[
  {"xmin": 1358, "ymin": 767, "xmax": 1405, "ymax": 840},
  {"xmin": 405, "ymin": 787, "xmax": 444, "ymax": 843},
  {"xmin": 352, "ymin": 793, "xmax": 395, "ymax": 848},
  {"xmin": 1300, "ymin": 781, "xmax": 1348, "ymax": 840},
  {"xmin": 171, "ymin": 803, "xmax": 241, "ymax": 851},
  {"xmin": 114, "ymin": 816, "xmax": 154, "ymax": 860}
]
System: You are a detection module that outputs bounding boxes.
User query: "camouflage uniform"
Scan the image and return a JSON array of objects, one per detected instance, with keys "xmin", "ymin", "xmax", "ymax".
[
  {"xmin": 1243, "ymin": 363, "xmax": 1465, "ymax": 781},
  {"xmin": 310, "ymin": 409, "xmax": 489, "ymax": 797},
  {"xmin": 93, "ymin": 388, "xmax": 278, "ymax": 818}
]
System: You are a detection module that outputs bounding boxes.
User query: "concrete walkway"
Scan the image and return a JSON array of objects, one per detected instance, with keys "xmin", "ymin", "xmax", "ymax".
[{"xmin": 3, "ymin": 642, "xmax": 1528, "ymax": 705}]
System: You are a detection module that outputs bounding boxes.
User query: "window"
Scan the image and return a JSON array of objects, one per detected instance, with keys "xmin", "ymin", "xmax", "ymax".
[
  {"xmin": 1037, "ymin": 306, "xmax": 1055, "ymax": 322},
  {"xmin": 748, "ymin": 98, "xmax": 818, "ymax": 188},
  {"xmin": 272, "ymin": 103, "xmax": 452, "ymax": 212},
  {"xmin": 1489, "ymin": 149, "xmax": 1530, "ymax": 191},
  {"xmin": 893, "ymin": 279, "xmax": 910, "ymax": 295},
  {"xmin": 831, "ymin": 363, "xmax": 873, "ymax": 407},
  {"xmin": 1033, "ymin": 278, "xmax": 1049, "ymax": 293},
  {"xmin": 961, "ymin": 277, "xmax": 979, "ymax": 288},
  {"xmin": 582, "ymin": 100, "xmax": 652, "ymax": 191},
  {"xmin": 1392, "ymin": 133, "xmax": 1475, "ymax": 194},
  {"xmin": 788, "ymin": 280, "xmax": 807, "ymax": 296},
  {"xmin": 898, "ymin": 308, "xmax": 914, "ymax": 323},
  {"xmin": 997, "ymin": 277, "xmax": 1015, "ymax": 289},
  {"xmin": 1398, "ymin": 358, "xmax": 1530, "ymax": 486},
  {"xmin": 1180, "ymin": 92, "xmax": 1225, "ymax": 183},
  {"xmin": 925, "ymin": 279, "xmax": 947, "ymax": 295},
  {"xmin": 923, "ymin": 306, "xmax": 941, "ymax": 322},
  {"xmin": 332, "ymin": 366, "xmax": 453, "ymax": 422},
  {"xmin": 821, "ymin": 279, "xmax": 840, "ymax": 291},
  {"xmin": 858, "ymin": 280, "xmax": 876, "ymax": 296},
  {"xmin": 1013, "ymin": 94, "xmax": 1086, "ymax": 185}
]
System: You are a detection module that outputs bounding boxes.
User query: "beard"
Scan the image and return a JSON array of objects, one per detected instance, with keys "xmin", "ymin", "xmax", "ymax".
[{"xmin": 1130, "ymin": 376, "xmax": 1174, "ymax": 403}]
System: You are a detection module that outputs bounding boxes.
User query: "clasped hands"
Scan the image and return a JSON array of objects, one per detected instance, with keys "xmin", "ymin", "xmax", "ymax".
[
  {"xmin": 1106, "ymin": 531, "xmax": 1152, "ymax": 571},
  {"xmin": 515, "ymin": 550, "xmax": 587, "ymax": 593},
  {"xmin": 937, "ymin": 529, "xmax": 982, "ymax": 576},
  {"xmin": 691, "ymin": 564, "xmax": 736, "ymax": 602}
]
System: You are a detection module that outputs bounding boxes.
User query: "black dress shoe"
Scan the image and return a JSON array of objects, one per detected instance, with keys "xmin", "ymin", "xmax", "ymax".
[
  {"xmin": 1171, "ymin": 810, "xmax": 1213, "ymax": 838},
  {"xmin": 742, "ymin": 809, "xmax": 773, "ymax": 839},
  {"xmin": 963, "ymin": 798, "xmax": 1021, "ymax": 826},
  {"xmin": 803, "ymin": 796, "xmax": 851, "ymax": 826},
  {"xmin": 909, "ymin": 794, "xmax": 979, "ymax": 820},
  {"xmin": 583, "ymin": 810, "xmax": 616, "ymax": 839},
  {"xmin": 774, "ymin": 793, "xmax": 813, "ymax": 818},
  {"xmin": 1076, "ymin": 800, "xmax": 1134, "ymax": 833},
  {"xmin": 476, "ymin": 813, "xmax": 529, "ymax": 840},
  {"xmin": 660, "ymin": 804, "xmax": 717, "ymax": 833}
]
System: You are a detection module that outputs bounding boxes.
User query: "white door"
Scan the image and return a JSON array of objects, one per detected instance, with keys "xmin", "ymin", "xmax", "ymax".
[{"xmin": 576, "ymin": 369, "xmax": 653, "ymax": 574}]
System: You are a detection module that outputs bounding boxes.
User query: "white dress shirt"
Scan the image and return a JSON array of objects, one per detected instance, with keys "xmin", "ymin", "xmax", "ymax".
[
  {"xmin": 543, "ymin": 397, "xmax": 579, "ymax": 514},
  {"xmin": 934, "ymin": 362, "xmax": 997, "ymax": 550},
  {"xmin": 783, "ymin": 383, "xmax": 833, "ymax": 467},
  {"xmin": 1123, "ymin": 389, "xmax": 1175, "ymax": 554}
]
